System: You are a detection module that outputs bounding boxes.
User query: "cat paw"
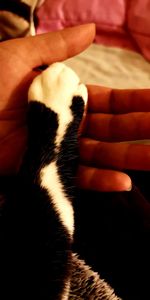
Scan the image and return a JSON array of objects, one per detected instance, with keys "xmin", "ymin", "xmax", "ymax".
[{"xmin": 28, "ymin": 62, "xmax": 88, "ymax": 115}]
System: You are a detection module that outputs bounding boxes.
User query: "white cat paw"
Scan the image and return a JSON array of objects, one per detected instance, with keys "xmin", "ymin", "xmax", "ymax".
[
  {"xmin": 28, "ymin": 62, "xmax": 88, "ymax": 149},
  {"xmin": 28, "ymin": 62, "xmax": 88, "ymax": 113}
]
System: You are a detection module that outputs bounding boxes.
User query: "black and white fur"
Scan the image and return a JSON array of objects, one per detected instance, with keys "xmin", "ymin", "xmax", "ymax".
[
  {"xmin": 1, "ymin": 63, "xmax": 87, "ymax": 299},
  {"xmin": 25, "ymin": 63, "xmax": 87, "ymax": 299},
  {"xmin": 0, "ymin": 0, "xmax": 43, "ymax": 41},
  {"xmin": 1, "ymin": 63, "xmax": 121, "ymax": 300}
]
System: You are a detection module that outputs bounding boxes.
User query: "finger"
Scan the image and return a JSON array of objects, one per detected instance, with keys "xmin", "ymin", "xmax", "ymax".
[
  {"xmin": 77, "ymin": 165, "xmax": 132, "ymax": 192},
  {"xmin": 87, "ymin": 85, "xmax": 150, "ymax": 113},
  {"xmin": 84, "ymin": 112, "xmax": 150, "ymax": 141},
  {"xmin": 15, "ymin": 24, "xmax": 95, "ymax": 69},
  {"xmin": 80, "ymin": 138, "xmax": 150, "ymax": 170}
]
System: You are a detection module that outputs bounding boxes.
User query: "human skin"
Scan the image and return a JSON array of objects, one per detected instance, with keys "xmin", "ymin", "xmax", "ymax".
[{"xmin": 0, "ymin": 23, "xmax": 150, "ymax": 191}]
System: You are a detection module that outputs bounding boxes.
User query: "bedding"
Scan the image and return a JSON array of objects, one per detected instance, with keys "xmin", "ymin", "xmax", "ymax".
[
  {"xmin": 37, "ymin": 0, "xmax": 150, "ymax": 61},
  {"xmin": 65, "ymin": 44, "xmax": 150, "ymax": 89},
  {"xmin": 36, "ymin": 0, "xmax": 150, "ymax": 89}
]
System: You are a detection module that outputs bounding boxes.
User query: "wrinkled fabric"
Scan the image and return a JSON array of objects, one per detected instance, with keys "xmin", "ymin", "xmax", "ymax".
[
  {"xmin": 65, "ymin": 44, "xmax": 150, "ymax": 88},
  {"xmin": 128, "ymin": 0, "xmax": 150, "ymax": 61},
  {"xmin": 37, "ymin": 0, "xmax": 150, "ymax": 61}
]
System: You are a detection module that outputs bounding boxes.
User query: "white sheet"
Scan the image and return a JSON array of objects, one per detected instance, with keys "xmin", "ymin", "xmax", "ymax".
[{"xmin": 65, "ymin": 43, "xmax": 150, "ymax": 89}]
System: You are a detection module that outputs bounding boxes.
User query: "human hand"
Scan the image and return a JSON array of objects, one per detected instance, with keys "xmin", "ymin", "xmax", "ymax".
[
  {"xmin": 1, "ymin": 24, "xmax": 150, "ymax": 194},
  {"xmin": 0, "ymin": 23, "xmax": 95, "ymax": 174},
  {"xmin": 78, "ymin": 86, "xmax": 150, "ymax": 192}
]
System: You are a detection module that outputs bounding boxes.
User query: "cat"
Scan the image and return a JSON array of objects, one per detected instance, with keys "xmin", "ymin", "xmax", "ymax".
[
  {"xmin": 1, "ymin": 62, "xmax": 87, "ymax": 299},
  {"xmin": 0, "ymin": 0, "xmax": 43, "ymax": 41}
]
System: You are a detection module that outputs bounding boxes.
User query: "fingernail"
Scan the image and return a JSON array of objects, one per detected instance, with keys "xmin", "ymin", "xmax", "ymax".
[
  {"xmin": 123, "ymin": 177, "xmax": 132, "ymax": 191},
  {"xmin": 126, "ymin": 185, "xmax": 132, "ymax": 191}
]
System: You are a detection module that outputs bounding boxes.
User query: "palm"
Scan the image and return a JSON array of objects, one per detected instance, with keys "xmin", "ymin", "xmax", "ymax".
[
  {"xmin": 0, "ymin": 24, "xmax": 95, "ymax": 174},
  {"xmin": 0, "ymin": 41, "xmax": 33, "ymax": 174}
]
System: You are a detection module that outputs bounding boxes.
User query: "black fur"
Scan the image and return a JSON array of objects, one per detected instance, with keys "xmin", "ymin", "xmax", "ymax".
[
  {"xmin": 57, "ymin": 96, "xmax": 85, "ymax": 199},
  {"xmin": 0, "ymin": 0, "xmax": 31, "ymax": 22},
  {"xmin": 1, "ymin": 96, "xmax": 85, "ymax": 299}
]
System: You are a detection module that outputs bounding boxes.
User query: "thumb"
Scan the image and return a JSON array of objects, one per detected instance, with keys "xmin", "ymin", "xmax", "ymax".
[{"xmin": 17, "ymin": 23, "xmax": 95, "ymax": 69}]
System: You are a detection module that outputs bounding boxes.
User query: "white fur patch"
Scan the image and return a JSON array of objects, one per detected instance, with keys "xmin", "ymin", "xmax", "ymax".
[
  {"xmin": 41, "ymin": 162, "xmax": 74, "ymax": 236},
  {"xmin": 28, "ymin": 63, "xmax": 88, "ymax": 148},
  {"xmin": 28, "ymin": 63, "xmax": 88, "ymax": 235}
]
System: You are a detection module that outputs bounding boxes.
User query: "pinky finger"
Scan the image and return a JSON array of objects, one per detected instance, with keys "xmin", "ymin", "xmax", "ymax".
[{"xmin": 76, "ymin": 165, "xmax": 132, "ymax": 192}]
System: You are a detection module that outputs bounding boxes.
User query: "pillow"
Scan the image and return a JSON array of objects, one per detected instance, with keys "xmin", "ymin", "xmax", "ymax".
[
  {"xmin": 37, "ymin": 0, "xmax": 126, "ymax": 34},
  {"xmin": 128, "ymin": 0, "xmax": 150, "ymax": 61},
  {"xmin": 37, "ymin": 0, "xmax": 150, "ymax": 61}
]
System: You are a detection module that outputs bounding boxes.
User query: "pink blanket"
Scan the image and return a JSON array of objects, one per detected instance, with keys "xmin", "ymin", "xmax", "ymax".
[{"xmin": 37, "ymin": 0, "xmax": 150, "ymax": 61}]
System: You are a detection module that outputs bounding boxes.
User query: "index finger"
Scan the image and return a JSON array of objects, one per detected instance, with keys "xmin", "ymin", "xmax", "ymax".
[{"xmin": 87, "ymin": 85, "xmax": 150, "ymax": 114}]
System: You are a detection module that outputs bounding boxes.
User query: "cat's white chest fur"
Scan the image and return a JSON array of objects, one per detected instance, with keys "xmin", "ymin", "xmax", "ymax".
[{"xmin": 28, "ymin": 63, "xmax": 88, "ymax": 236}]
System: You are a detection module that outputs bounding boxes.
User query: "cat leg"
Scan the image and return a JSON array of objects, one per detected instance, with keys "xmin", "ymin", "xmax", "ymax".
[
  {"xmin": 25, "ymin": 63, "xmax": 87, "ymax": 299},
  {"xmin": 28, "ymin": 62, "xmax": 88, "ymax": 236}
]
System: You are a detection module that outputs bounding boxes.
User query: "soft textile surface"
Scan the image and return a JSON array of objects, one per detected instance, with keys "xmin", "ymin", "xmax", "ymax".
[
  {"xmin": 65, "ymin": 43, "xmax": 150, "ymax": 89},
  {"xmin": 37, "ymin": 0, "xmax": 150, "ymax": 61},
  {"xmin": 36, "ymin": 0, "xmax": 150, "ymax": 94},
  {"xmin": 36, "ymin": 0, "xmax": 136, "ymax": 51}
]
